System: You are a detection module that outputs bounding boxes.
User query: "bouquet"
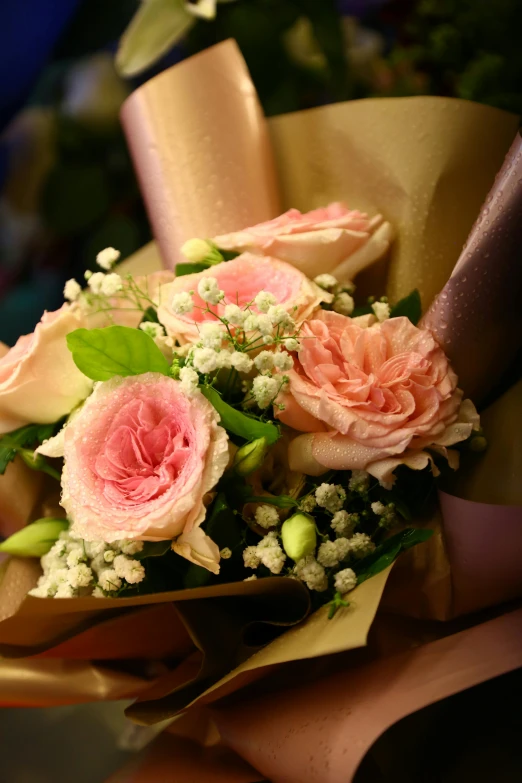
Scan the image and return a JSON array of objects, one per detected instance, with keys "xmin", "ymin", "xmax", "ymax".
[
  {"xmin": 1, "ymin": 42, "xmax": 521, "ymax": 738},
  {"xmin": 0, "ymin": 203, "xmax": 480, "ymax": 613}
]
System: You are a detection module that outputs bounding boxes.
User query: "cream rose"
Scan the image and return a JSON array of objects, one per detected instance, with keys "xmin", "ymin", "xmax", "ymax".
[
  {"xmin": 60, "ymin": 373, "xmax": 229, "ymax": 573},
  {"xmin": 0, "ymin": 306, "xmax": 93, "ymax": 434},
  {"xmin": 212, "ymin": 203, "xmax": 394, "ymax": 281}
]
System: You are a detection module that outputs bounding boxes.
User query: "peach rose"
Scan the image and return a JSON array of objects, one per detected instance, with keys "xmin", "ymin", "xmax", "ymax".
[
  {"xmin": 157, "ymin": 253, "xmax": 326, "ymax": 345},
  {"xmin": 212, "ymin": 203, "xmax": 394, "ymax": 280},
  {"xmin": 278, "ymin": 311, "xmax": 478, "ymax": 485},
  {"xmin": 0, "ymin": 306, "xmax": 93, "ymax": 434},
  {"xmin": 61, "ymin": 373, "xmax": 229, "ymax": 573}
]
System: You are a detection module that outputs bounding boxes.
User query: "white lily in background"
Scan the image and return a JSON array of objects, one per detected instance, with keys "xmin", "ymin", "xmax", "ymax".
[{"xmin": 116, "ymin": 0, "xmax": 239, "ymax": 77}]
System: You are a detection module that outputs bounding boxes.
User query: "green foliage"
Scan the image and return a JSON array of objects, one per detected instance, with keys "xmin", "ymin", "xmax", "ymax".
[
  {"xmin": 175, "ymin": 262, "xmax": 208, "ymax": 277},
  {"xmin": 393, "ymin": 0, "xmax": 522, "ymax": 114},
  {"xmin": 135, "ymin": 541, "xmax": 172, "ymax": 560},
  {"xmin": 0, "ymin": 423, "xmax": 57, "ymax": 475},
  {"xmin": 201, "ymin": 386, "xmax": 281, "ymax": 445},
  {"xmin": 67, "ymin": 325, "xmax": 170, "ymax": 381},
  {"xmin": 355, "ymin": 528, "xmax": 433, "ymax": 584},
  {"xmin": 390, "ymin": 289, "xmax": 422, "ymax": 325}
]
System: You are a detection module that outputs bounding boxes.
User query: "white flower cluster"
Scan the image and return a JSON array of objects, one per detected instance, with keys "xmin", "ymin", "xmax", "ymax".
[
  {"xmin": 242, "ymin": 531, "xmax": 286, "ymax": 574},
  {"xmin": 29, "ymin": 531, "xmax": 145, "ymax": 598},
  {"xmin": 313, "ymin": 274, "xmax": 355, "ymax": 317},
  {"xmin": 255, "ymin": 504, "xmax": 280, "ymax": 529},
  {"xmin": 331, "ymin": 510, "xmax": 358, "ymax": 538},
  {"xmin": 348, "ymin": 469, "xmax": 370, "ymax": 494},
  {"xmin": 315, "ymin": 483, "xmax": 346, "ymax": 513},
  {"xmin": 317, "ymin": 534, "xmax": 372, "ymax": 567},
  {"xmin": 64, "ymin": 247, "xmax": 124, "ymax": 303},
  {"xmin": 371, "ymin": 501, "xmax": 397, "ymax": 529},
  {"xmin": 173, "ymin": 281, "xmax": 300, "ymax": 410},
  {"xmin": 294, "ymin": 556, "xmax": 328, "ymax": 592},
  {"xmin": 372, "ymin": 300, "xmax": 390, "ymax": 322}
]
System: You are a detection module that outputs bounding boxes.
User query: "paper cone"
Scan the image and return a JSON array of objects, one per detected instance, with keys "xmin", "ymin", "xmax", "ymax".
[
  {"xmin": 121, "ymin": 40, "xmax": 280, "ymax": 269},
  {"xmin": 423, "ymin": 132, "xmax": 522, "ymax": 404}
]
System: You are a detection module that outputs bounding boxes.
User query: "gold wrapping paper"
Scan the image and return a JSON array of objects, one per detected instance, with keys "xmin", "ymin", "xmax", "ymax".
[
  {"xmin": 126, "ymin": 567, "xmax": 391, "ymax": 724},
  {"xmin": 0, "ymin": 658, "xmax": 149, "ymax": 708}
]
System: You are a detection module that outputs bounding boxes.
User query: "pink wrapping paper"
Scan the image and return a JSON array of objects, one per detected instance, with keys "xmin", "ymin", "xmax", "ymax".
[
  {"xmin": 423, "ymin": 133, "xmax": 522, "ymax": 405},
  {"xmin": 121, "ymin": 41, "xmax": 280, "ymax": 268},
  {"xmin": 211, "ymin": 607, "xmax": 522, "ymax": 783},
  {"xmin": 439, "ymin": 492, "xmax": 522, "ymax": 616}
]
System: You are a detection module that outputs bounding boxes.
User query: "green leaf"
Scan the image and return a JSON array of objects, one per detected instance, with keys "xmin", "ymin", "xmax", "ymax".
[
  {"xmin": 116, "ymin": 0, "xmax": 195, "ymax": 77},
  {"xmin": 0, "ymin": 422, "xmax": 57, "ymax": 475},
  {"xmin": 140, "ymin": 306, "xmax": 160, "ymax": 325},
  {"xmin": 351, "ymin": 304, "xmax": 374, "ymax": 318},
  {"xmin": 18, "ymin": 449, "xmax": 62, "ymax": 482},
  {"xmin": 175, "ymin": 262, "xmax": 208, "ymax": 277},
  {"xmin": 240, "ymin": 493, "xmax": 298, "ymax": 509},
  {"xmin": 135, "ymin": 541, "xmax": 172, "ymax": 560},
  {"xmin": 0, "ymin": 518, "xmax": 68, "ymax": 558},
  {"xmin": 390, "ymin": 289, "xmax": 422, "ymax": 325},
  {"xmin": 219, "ymin": 250, "xmax": 240, "ymax": 262},
  {"xmin": 201, "ymin": 386, "xmax": 281, "ymax": 445},
  {"xmin": 355, "ymin": 528, "xmax": 433, "ymax": 584},
  {"xmin": 67, "ymin": 325, "xmax": 170, "ymax": 381}
]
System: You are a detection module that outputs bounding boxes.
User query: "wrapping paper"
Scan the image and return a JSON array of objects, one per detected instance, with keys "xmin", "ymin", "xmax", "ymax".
[
  {"xmin": 423, "ymin": 133, "xmax": 522, "ymax": 404},
  {"xmin": 121, "ymin": 41, "xmax": 280, "ymax": 269},
  {"xmin": 105, "ymin": 607, "xmax": 522, "ymax": 783}
]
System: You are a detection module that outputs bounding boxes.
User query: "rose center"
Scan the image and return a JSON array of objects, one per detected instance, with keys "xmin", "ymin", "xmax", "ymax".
[{"xmin": 94, "ymin": 398, "xmax": 192, "ymax": 505}]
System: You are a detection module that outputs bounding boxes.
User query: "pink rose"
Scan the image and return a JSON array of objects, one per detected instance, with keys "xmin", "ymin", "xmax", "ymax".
[
  {"xmin": 61, "ymin": 373, "xmax": 229, "ymax": 573},
  {"xmin": 278, "ymin": 311, "xmax": 478, "ymax": 485},
  {"xmin": 212, "ymin": 203, "xmax": 393, "ymax": 280},
  {"xmin": 157, "ymin": 253, "xmax": 326, "ymax": 345},
  {"xmin": 0, "ymin": 306, "xmax": 93, "ymax": 434}
]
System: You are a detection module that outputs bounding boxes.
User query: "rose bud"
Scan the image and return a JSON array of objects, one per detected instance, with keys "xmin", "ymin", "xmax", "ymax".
[
  {"xmin": 180, "ymin": 238, "xmax": 223, "ymax": 266},
  {"xmin": 233, "ymin": 437, "xmax": 268, "ymax": 477},
  {"xmin": 281, "ymin": 512, "xmax": 317, "ymax": 561},
  {"xmin": 0, "ymin": 517, "xmax": 68, "ymax": 557}
]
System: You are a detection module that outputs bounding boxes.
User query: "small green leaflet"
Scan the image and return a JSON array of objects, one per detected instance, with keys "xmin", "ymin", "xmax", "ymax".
[
  {"xmin": 175, "ymin": 262, "xmax": 208, "ymax": 277},
  {"xmin": 354, "ymin": 528, "xmax": 433, "ymax": 584},
  {"xmin": 0, "ymin": 422, "xmax": 56, "ymax": 475},
  {"xmin": 67, "ymin": 325, "xmax": 170, "ymax": 381},
  {"xmin": 139, "ymin": 306, "xmax": 160, "ymax": 324},
  {"xmin": 229, "ymin": 482, "xmax": 298, "ymax": 509},
  {"xmin": 390, "ymin": 289, "xmax": 422, "ymax": 325},
  {"xmin": 201, "ymin": 386, "xmax": 281, "ymax": 444},
  {"xmin": 135, "ymin": 541, "xmax": 172, "ymax": 560}
]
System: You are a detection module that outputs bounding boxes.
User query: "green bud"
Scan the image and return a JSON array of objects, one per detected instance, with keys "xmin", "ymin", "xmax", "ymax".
[
  {"xmin": 233, "ymin": 437, "xmax": 268, "ymax": 477},
  {"xmin": 281, "ymin": 513, "xmax": 317, "ymax": 562},
  {"xmin": 18, "ymin": 449, "xmax": 61, "ymax": 481},
  {"xmin": 469, "ymin": 435, "xmax": 487, "ymax": 453},
  {"xmin": 0, "ymin": 518, "xmax": 69, "ymax": 558},
  {"xmin": 180, "ymin": 238, "xmax": 224, "ymax": 266}
]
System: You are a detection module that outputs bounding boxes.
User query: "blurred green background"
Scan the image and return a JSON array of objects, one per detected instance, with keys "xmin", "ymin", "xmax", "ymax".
[{"xmin": 1, "ymin": 0, "xmax": 521, "ymax": 344}]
